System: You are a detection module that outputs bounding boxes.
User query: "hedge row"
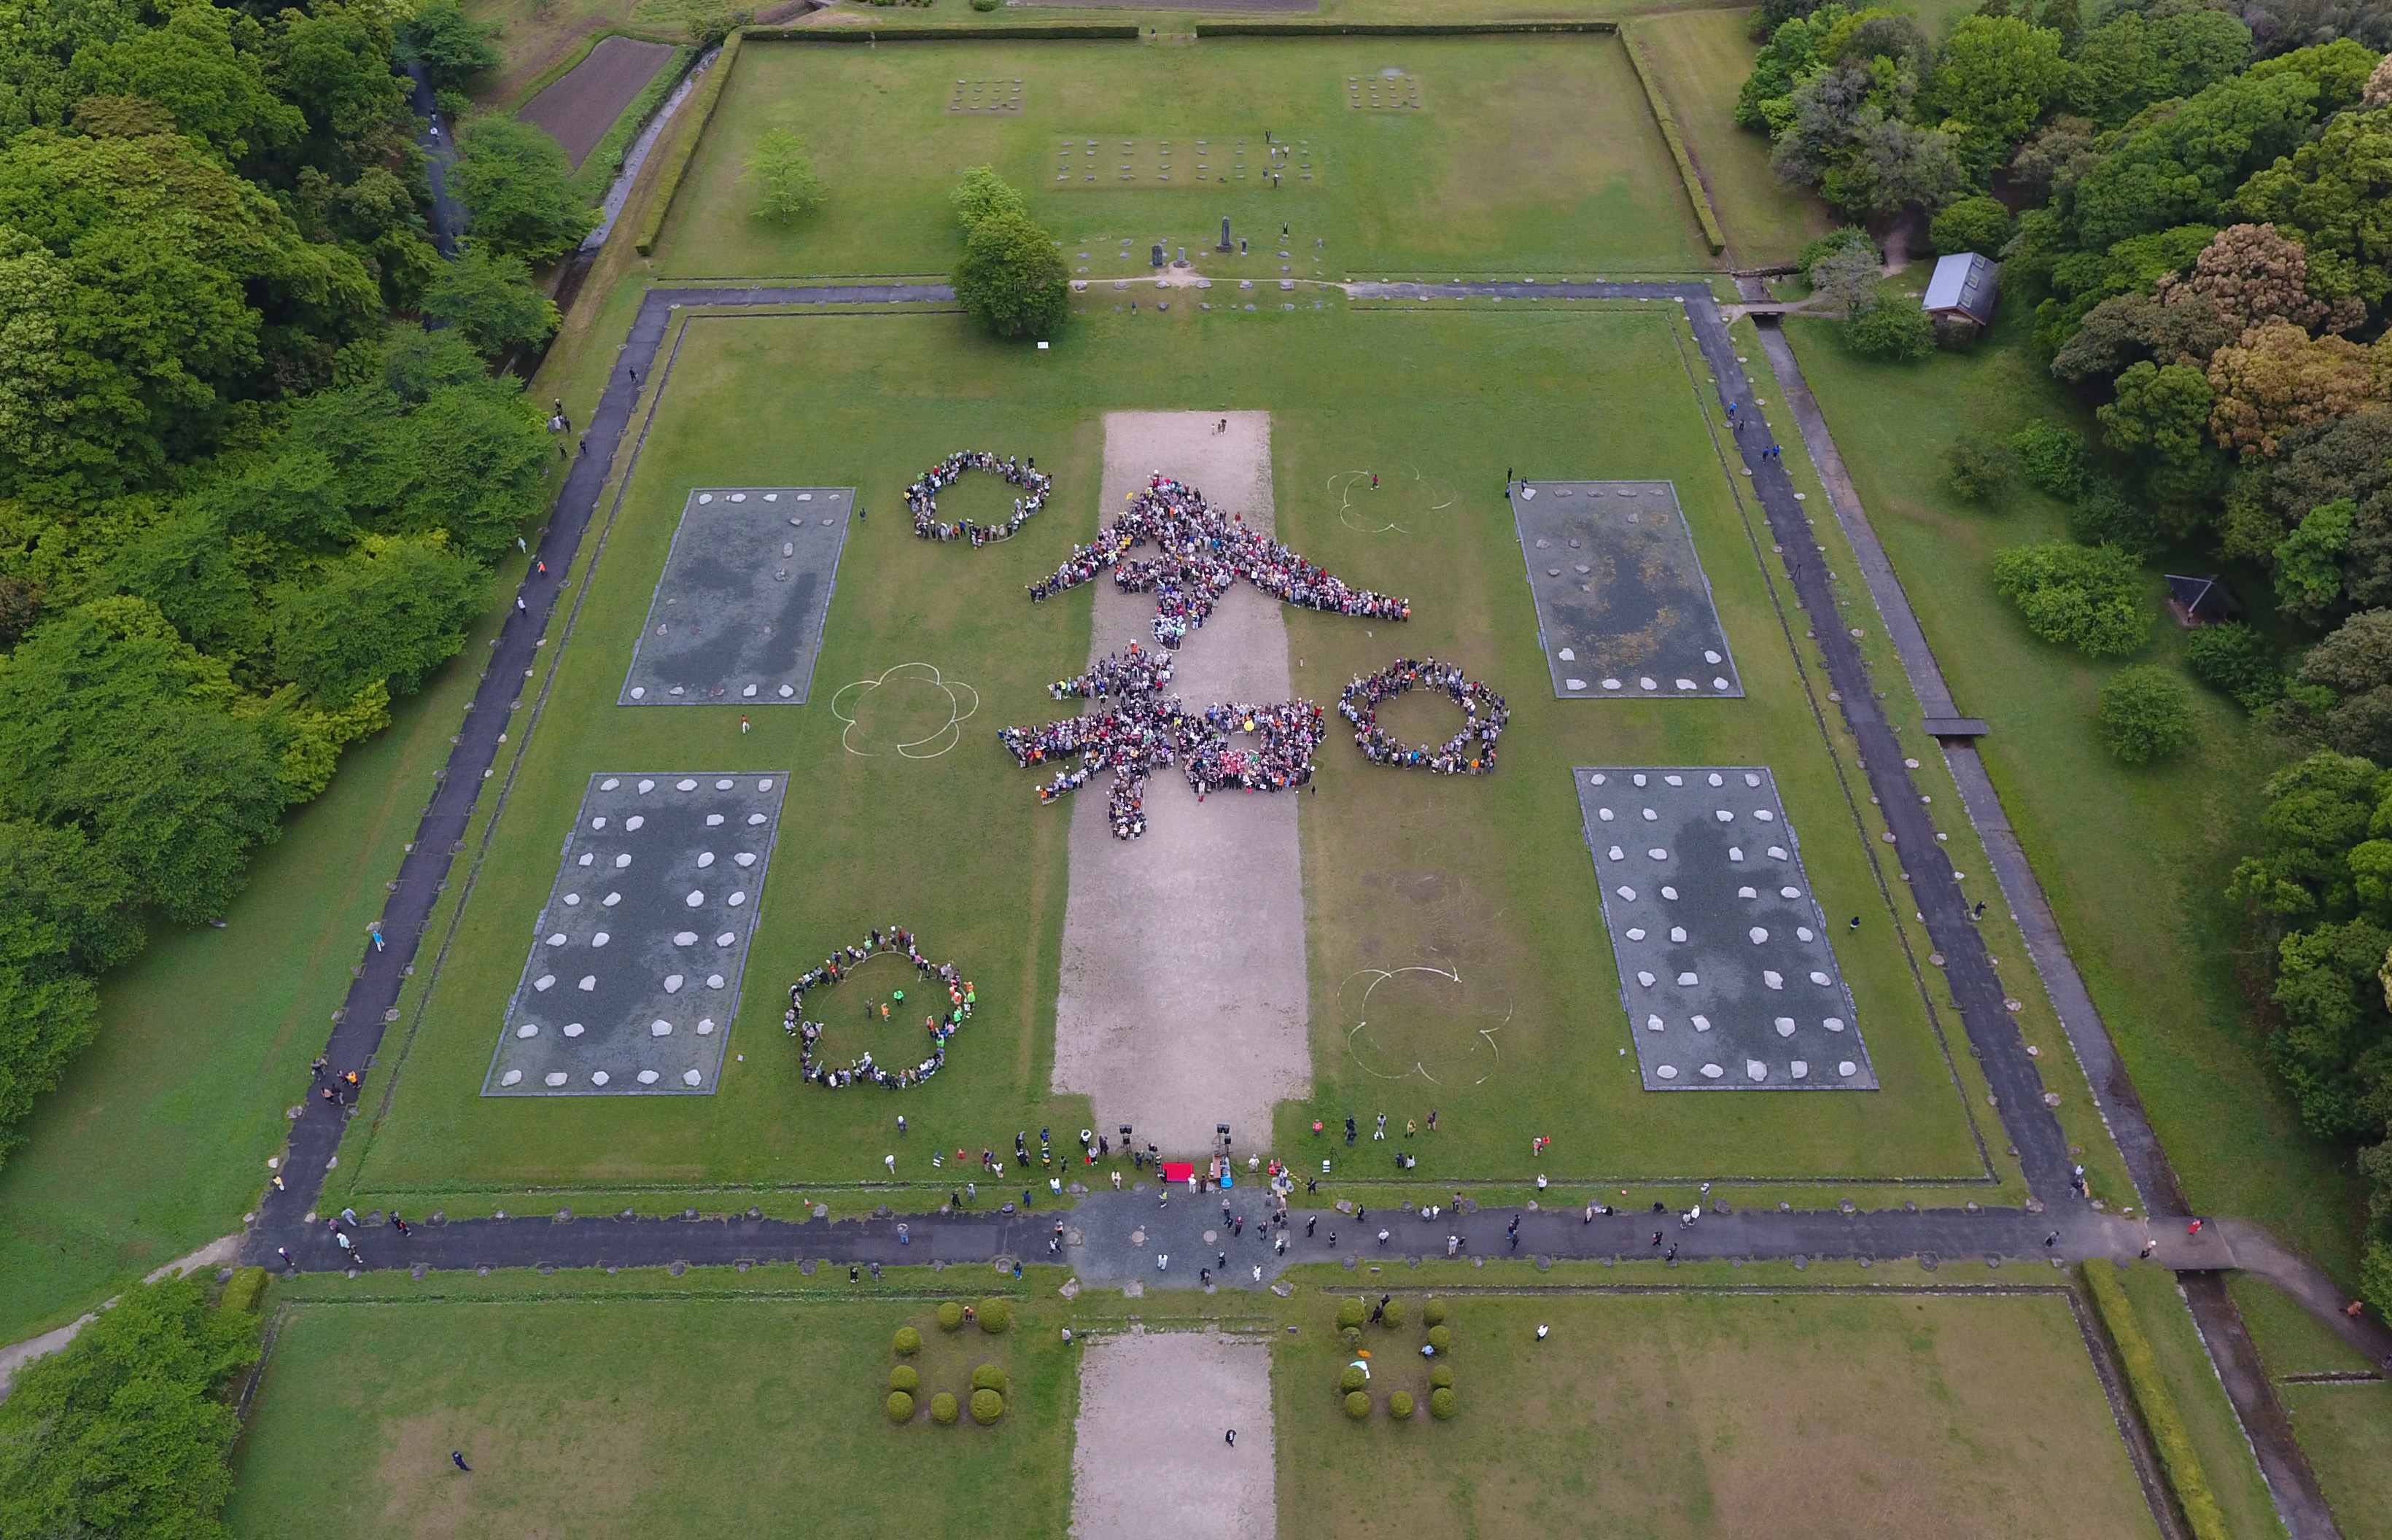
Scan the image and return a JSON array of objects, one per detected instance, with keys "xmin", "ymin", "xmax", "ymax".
[
  {"xmin": 745, "ymin": 23, "xmax": 1141, "ymax": 41},
  {"xmin": 1619, "ymin": 28, "xmax": 1726, "ymax": 257},
  {"xmin": 633, "ymin": 30, "xmax": 744, "ymax": 257},
  {"xmin": 1195, "ymin": 20, "xmax": 1615, "ymax": 36},
  {"xmin": 2081, "ymin": 1264, "xmax": 2230, "ymax": 1540}
]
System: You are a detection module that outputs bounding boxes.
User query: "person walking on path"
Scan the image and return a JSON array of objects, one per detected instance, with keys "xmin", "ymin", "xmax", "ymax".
[
  {"xmin": 310, "ymin": 1055, "xmax": 328, "ymax": 1083},
  {"xmin": 452, "ymin": 1452, "xmax": 470, "ymax": 1472},
  {"xmin": 1225, "ymin": 1429, "xmax": 1236, "ymax": 1447}
]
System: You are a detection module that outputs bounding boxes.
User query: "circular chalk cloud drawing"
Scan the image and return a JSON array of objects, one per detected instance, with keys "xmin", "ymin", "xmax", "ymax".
[
  {"xmin": 1327, "ymin": 464, "xmax": 1456, "ymax": 535},
  {"xmin": 831, "ymin": 663, "xmax": 981, "ymax": 759},
  {"xmin": 1340, "ymin": 962, "xmax": 1515, "ymax": 1086}
]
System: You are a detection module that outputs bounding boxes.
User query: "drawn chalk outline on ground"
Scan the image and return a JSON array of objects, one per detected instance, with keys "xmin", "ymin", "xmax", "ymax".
[
  {"xmin": 1327, "ymin": 464, "xmax": 1454, "ymax": 534},
  {"xmin": 1340, "ymin": 961, "xmax": 1513, "ymax": 1086},
  {"xmin": 830, "ymin": 663, "xmax": 980, "ymax": 758}
]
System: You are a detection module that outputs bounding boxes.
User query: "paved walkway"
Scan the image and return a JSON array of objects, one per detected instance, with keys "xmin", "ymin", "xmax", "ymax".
[{"xmin": 405, "ymin": 62, "xmax": 464, "ymax": 257}]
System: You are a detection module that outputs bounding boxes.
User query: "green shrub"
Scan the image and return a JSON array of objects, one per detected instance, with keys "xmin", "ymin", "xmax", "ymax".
[
  {"xmin": 1846, "ymin": 295, "xmax": 1937, "ymax": 362},
  {"xmin": 976, "ymin": 1299, "xmax": 1011, "ymax": 1334},
  {"xmin": 2084, "ymin": 1263, "xmax": 2227, "ymax": 1540},
  {"xmin": 937, "ymin": 1301, "xmax": 966, "ymax": 1331},
  {"xmin": 1929, "ymin": 195, "xmax": 2015, "ymax": 257},
  {"xmin": 971, "ymin": 0, "xmax": 1001, "ymax": 10},
  {"xmin": 1340, "ymin": 1364, "xmax": 1369, "ymax": 1393},
  {"xmin": 1342, "ymin": 1325, "xmax": 1362, "ymax": 1349},
  {"xmin": 1380, "ymin": 1297, "xmax": 1406, "ymax": 1329},
  {"xmin": 971, "ymin": 1363, "xmax": 1008, "ymax": 1393},
  {"xmin": 890, "ymin": 1365, "xmax": 920, "ymax": 1393},
  {"xmin": 893, "ymin": 1326, "xmax": 922, "ymax": 1356},
  {"xmin": 2186, "ymin": 623, "xmax": 2282, "ymax": 709},
  {"xmin": 1429, "ymin": 1386, "xmax": 1457, "ymax": 1420},
  {"xmin": 1335, "ymin": 1298, "xmax": 1367, "ymax": 1330},
  {"xmin": 931, "ymin": 1391, "xmax": 959, "ymax": 1424},
  {"xmin": 2363, "ymin": 1240, "xmax": 2392, "ymax": 1326},
  {"xmin": 1389, "ymin": 1390, "xmax": 1416, "ymax": 1419},
  {"xmin": 217, "ymin": 1266, "xmax": 267, "ymax": 1315},
  {"xmin": 2067, "ymin": 477, "xmax": 2160, "ymax": 558},
  {"xmin": 1990, "ymin": 542, "xmax": 2151, "ymax": 658},
  {"xmin": 1421, "ymin": 1299, "xmax": 1446, "ymax": 1327},
  {"xmin": 1344, "ymin": 1390, "xmax": 1372, "ymax": 1419},
  {"xmin": 971, "ymin": 1388, "xmax": 1004, "ymax": 1425},
  {"xmin": 1796, "ymin": 226, "xmax": 1878, "ymax": 273},
  {"xmin": 2010, "ymin": 421, "xmax": 2088, "ymax": 499},
  {"xmin": 1426, "ymin": 1324, "xmax": 1453, "ymax": 1354},
  {"xmin": 2098, "ymin": 666, "xmax": 2198, "ymax": 764},
  {"xmin": 887, "ymin": 1390, "xmax": 915, "ymax": 1422},
  {"xmin": 1945, "ymin": 432, "xmax": 2016, "ymax": 504},
  {"xmin": 1429, "ymin": 1364, "xmax": 1454, "ymax": 1390}
]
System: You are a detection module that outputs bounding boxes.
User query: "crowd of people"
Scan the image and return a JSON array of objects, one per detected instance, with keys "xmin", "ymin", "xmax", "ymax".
[
  {"xmin": 999, "ymin": 642, "xmax": 1328, "ymax": 839},
  {"xmin": 784, "ymin": 926, "xmax": 974, "ymax": 1090},
  {"xmin": 1029, "ymin": 473, "xmax": 1410, "ymax": 648},
  {"xmin": 1337, "ymin": 658, "xmax": 1508, "ymax": 774},
  {"xmin": 906, "ymin": 451, "xmax": 1052, "ymax": 545}
]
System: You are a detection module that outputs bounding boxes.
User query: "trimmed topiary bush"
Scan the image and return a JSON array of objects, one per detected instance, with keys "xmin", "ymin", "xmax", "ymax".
[
  {"xmin": 937, "ymin": 1301, "xmax": 966, "ymax": 1332},
  {"xmin": 1427, "ymin": 1324, "xmax": 1453, "ymax": 1354},
  {"xmin": 1340, "ymin": 1364, "xmax": 1368, "ymax": 1393},
  {"xmin": 1344, "ymin": 1390, "xmax": 1371, "ymax": 1419},
  {"xmin": 977, "ymin": 1299, "xmax": 1011, "ymax": 1334},
  {"xmin": 1421, "ymin": 1299, "xmax": 1446, "ymax": 1327},
  {"xmin": 893, "ymin": 1326, "xmax": 922, "ymax": 1356},
  {"xmin": 931, "ymin": 1391, "xmax": 959, "ymax": 1424},
  {"xmin": 1381, "ymin": 1297, "xmax": 1406, "ymax": 1329},
  {"xmin": 1341, "ymin": 1326, "xmax": 1362, "ymax": 1350},
  {"xmin": 1336, "ymin": 1297, "xmax": 1367, "ymax": 1330},
  {"xmin": 890, "ymin": 1365, "xmax": 920, "ymax": 1393},
  {"xmin": 887, "ymin": 1390, "xmax": 915, "ymax": 1421},
  {"xmin": 1389, "ymin": 1391, "xmax": 1416, "ymax": 1420},
  {"xmin": 971, "ymin": 1388, "xmax": 1004, "ymax": 1425},
  {"xmin": 1429, "ymin": 1364, "xmax": 1455, "ymax": 1390},
  {"xmin": 971, "ymin": 1363, "xmax": 1008, "ymax": 1393},
  {"xmin": 1429, "ymin": 1386, "xmax": 1456, "ymax": 1420}
]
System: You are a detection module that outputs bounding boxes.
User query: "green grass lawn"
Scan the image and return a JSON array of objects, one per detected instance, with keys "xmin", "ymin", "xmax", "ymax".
[
  {"xmin": 653, "ymin": 34, "xmax": 1707, "ymax": 280},
  {"xmin": 1274, "ymin": 1284, "xmax": 2161, "ymax": 1539},
  {"xmin": 225, "ymin": 1291, "xmax": 1074, "ymax": 1538},
  {"xmin": 1628, "ymin": 9, "xmax": 1832, "ymax": 268},
  {"xmin": 2228, "ymin": 1274, "xmax": 2392, "ymax": 1540},
  {"xmin": 1778, "ymin": 312, "xmax": 2363, "ymax": 1280},
  {"xmin": 343, "ymin": 295, "xmax": 1992, "ymax": 1214}
]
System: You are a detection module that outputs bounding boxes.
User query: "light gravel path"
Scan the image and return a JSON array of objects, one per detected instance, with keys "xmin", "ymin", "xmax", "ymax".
[
  {"xmin": 1071, "ymin": 1329, "xmax": 1275, "ymax": 1540},
  {"xmin": 1051, "ymin": 412, "xmax": 1312, "ymax": 1154}
]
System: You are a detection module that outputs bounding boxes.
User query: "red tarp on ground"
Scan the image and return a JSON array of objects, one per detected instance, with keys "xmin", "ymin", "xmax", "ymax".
[{"xmin": 1162, "ymin": 1162, "xmax": 1197, "ymax": 1183}]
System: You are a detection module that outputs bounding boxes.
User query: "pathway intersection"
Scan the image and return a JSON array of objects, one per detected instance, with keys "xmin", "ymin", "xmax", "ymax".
[{"xmin": 236, "ymin": 279, "xmax": 2382, "ymax": 1537}]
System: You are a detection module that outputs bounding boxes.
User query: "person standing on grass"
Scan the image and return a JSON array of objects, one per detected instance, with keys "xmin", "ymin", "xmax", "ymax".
[{"xmin": 453, "ymin": 1452, "xmax": 470, "ymax": 1472}]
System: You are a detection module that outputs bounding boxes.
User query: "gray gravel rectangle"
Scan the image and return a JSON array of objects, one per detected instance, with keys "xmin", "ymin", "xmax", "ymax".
[
  {"xmin": 1574, "ymin": 766, "xmax": 1875, "ymax": 1091},
  {"xmin": 620, "ymin": 487, "xmax": 852, "ymax": 705},
  {"xmin": 482, "ymin": 772, "xmax": 787, "ymax": 1096},
  {"xmin": 1514, "ymin": 480, "xmax": 1741, "ymax": 701}
]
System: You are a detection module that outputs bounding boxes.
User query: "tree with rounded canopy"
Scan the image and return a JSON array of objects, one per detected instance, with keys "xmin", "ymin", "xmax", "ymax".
[
  {"xmin": 953, "ymin": 211, "xmax": 1068, "ymax": 340},
  {"xmin": 745, "ymin": 128, "xmax": 828, "ymax": 225},
  {"xmin": 66, "ymin": 1, "xmax": 302, "ymax": 162},
  {"xmin": 422, "ymin": 243, "xmax": 560, "ymax": 360},
  {"xmin": 400, "ymin": 0, "xmax": 501, "ymax": 94},
  {"xmin": 2100, "ymin": 359, "xmax": 2218, "ymax": 466},
  {"xmin": 1927, "ymin": 15, "xmax": 2067, "ymax": 172},
  {"xmin": 1991, "ymin": 540, "xmax": 2151, "ymax": 656},
  {"xmin": 1930, "ymin": 195, "xmax": 2015, "ymax": 257},
  {"xmin": 453, "ymin": 118, "xmax": 597, "ymax": 264},
  {"xmin": 2097, "ymin": 664, "xmax": 2198, "ymax": 763},
  {"xmin": 271, "ymin": 532, "xmax": 484, "ymax": 704},
  {"xmin": 2231, "ymin": 104, "xmax": 2392, "ymax": 323},
  {"xmin": 2206, "ymin": 322, "xmax": 2380, "ymax": 458},
  {"xmin": 2296, "ymin": 609, "xmax": 2392, "ymax": 763},
  {"xmin": 2062, "ymin": 72, "xmax": 2318, "ymax": 254}
]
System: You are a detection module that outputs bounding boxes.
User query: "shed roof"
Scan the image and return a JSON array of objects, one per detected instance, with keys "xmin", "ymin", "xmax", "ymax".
[{"xmin": 1922, "ymin": 253, "xmax": 1998, "ymax": 324}]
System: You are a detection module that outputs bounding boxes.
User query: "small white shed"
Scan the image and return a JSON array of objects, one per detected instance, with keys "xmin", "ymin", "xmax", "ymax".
[{"xmin": 1922, "ymin": 252, "xmax": 1999, "ymax": 328}]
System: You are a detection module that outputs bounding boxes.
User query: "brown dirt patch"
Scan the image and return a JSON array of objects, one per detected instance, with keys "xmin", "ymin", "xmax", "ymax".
[
  {"xmin": 1072, "ymin": 1331, "xmax": 1275, "ymax": 1540},
  {"xmin": 1050, "ymin": 411, "xmax": 1312, "ymax": 1155},
  {"xmin": 519, "ymin": 35, "xmax": 676, "ymax": 170}
]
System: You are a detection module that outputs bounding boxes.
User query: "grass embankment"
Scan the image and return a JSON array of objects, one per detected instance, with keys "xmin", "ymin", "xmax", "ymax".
[
  {"xmin": 348, "ymin": 297, "xmax": 1997, "ymax": 1213},
  {"xmin": 2227, "ymin": 1273, "xmax": 2392, "ymax": 1540},
  {"xmin": 650, "ymin": 36, "xmax": 1707, "ymax": 279},
  {"xmin": 1780, "ymin": 311, "xmax": 2360, "ymax": 1278}
]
